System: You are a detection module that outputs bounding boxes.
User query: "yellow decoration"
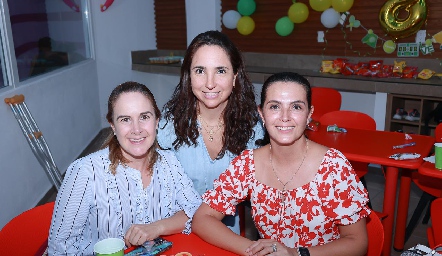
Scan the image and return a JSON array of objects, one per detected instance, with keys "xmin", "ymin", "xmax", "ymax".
[
  {"xmin": 237, "ymin": 16, "xmax": 255, "ymax": 36},
  {"xmin": 288, "ymin": 3, "xmax": 309, "ymax": 24},
  {"xmin": 432, "ymin": 31, "xmax": 442, "ymax": 44},
  {"xmin": 309, "ymin": 0, "xmax": 332, "ymax": 12},
  {"xmin": 332, "ymin": 0, "xmax": 353, "ymax": 12},
  {"xmin": 379, "ymin": 0, "xmax": 428, "ymax": 41}
]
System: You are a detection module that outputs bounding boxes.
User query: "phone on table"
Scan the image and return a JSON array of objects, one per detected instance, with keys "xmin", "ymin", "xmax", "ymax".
[{"xmin": 124, "ymin": 237, "xmax": 172, "ymax": 256}]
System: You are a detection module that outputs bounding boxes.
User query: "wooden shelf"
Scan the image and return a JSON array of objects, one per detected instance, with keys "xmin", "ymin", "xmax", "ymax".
[{"xmin": 385, "ymin": 94, "xmax": 442, "ymax": 136}]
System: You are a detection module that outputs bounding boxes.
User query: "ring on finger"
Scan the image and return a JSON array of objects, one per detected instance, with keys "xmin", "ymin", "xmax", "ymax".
[{"xmin": 272, "ymin": 243, "xmax": 277, "ymax": 253}]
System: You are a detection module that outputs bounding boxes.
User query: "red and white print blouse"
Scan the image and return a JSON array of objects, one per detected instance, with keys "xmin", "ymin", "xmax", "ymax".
[{"xmin": 202, "ymin": 148, "xmax": 371, "ymax": 248}]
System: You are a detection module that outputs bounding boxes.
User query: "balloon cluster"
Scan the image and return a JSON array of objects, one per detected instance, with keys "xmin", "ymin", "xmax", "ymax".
[
  {"xmin": 223, "ymin": 0, "xmax": 354, "ymax": 36},
  {"xmin": 222, "ymin": 0, "xmax": 256, "ymax": 35},
  {"xmin": 275, "ymin": 2, "xmax": 309, "ymax": 36}
]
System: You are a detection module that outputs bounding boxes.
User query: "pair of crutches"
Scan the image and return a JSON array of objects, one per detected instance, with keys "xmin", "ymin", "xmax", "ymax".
[{"xmin": 4, "ymin": 94, "xmax": 63, "ymax": 190}]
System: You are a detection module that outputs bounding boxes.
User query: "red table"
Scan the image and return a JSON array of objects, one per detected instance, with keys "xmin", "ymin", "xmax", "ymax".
[
  {"xmin": 306, "ymin": 127, "xmax": 434, "ymax": 256},
  {"xmin": 160, "ymin": 233, "xmax": 238, "ymax": 256}
]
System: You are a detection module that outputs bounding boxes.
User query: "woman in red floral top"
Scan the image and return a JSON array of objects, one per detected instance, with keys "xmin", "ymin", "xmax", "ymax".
[{"xmin": 192, "ymin": 72, "xmax": 370, "ymax": 256}]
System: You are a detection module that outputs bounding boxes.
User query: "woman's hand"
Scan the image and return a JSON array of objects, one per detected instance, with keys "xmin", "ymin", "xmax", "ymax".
[
  {"xmin": 124, "ymin": 222, "xmax": 163, "ymax": 247},
  {"xmin": 245, "ymin": 239, "xmax": 295, "ymax": 256}
]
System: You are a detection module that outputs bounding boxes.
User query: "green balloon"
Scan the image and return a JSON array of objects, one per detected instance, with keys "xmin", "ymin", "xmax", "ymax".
[
  {"xmin": 275, "ymin": 16, "xmax": 294, "ymax": 36},
  {"xmin": 237, "ymin": 0, "xmax": 256, "ymax": 16}
]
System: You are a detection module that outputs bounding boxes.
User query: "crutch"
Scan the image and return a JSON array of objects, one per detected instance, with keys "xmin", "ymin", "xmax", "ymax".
[{"xmin": 4, "ymin": 94, "xmax": 63, "ymax": 190}]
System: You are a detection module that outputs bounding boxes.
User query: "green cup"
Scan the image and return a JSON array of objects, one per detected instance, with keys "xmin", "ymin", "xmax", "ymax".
[
  {"xmin": 93, "ymin": 238, "xmax": 125, "ymax": 256},
  {"xmin": 435, "ymin": 143, "xmax": 442, "ymax": 170}
]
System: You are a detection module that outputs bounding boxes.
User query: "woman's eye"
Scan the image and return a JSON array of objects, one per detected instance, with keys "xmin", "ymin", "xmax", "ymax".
[
  {"xmin": 217, "ymin": 68, "xmax": 227, "ymax": 74},
  {"xmin": 194, "ymin": 68, "xmax": 204, "ymax": 74},
  {"xmin": 269, "ymin": 104, "xmax": 279, "ymax": 110},
  {"xmin": 140, "ymin": 114, "xmax": 150, "ymax": 121},
  {"xmin": 120, "ymin": 117, "xmax": 130, "ymax": 123}
]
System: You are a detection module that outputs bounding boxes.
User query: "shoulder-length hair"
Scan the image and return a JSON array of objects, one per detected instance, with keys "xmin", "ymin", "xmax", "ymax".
[
  {"xmin": 162, "ymin": 30, "xmax": 259, "ymax": 158},
  {"xmin": 102, "ymin": 81, "xmax": 161, "ymax": 175}
]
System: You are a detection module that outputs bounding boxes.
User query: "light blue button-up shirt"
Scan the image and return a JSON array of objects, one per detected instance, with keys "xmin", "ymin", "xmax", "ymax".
[{"xmin": 157, "ymin": 118, "xmax": 263, "ymax": 234}]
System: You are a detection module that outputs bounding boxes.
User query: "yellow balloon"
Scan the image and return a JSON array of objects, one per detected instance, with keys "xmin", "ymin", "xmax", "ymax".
[
  {"xmin": 237, "ymin": 16, "xmax": 255, "ymax": 36},
  {"xmin": 379, "ymin": 0, "xmax": 428, "ymax": 40},
  {"xmin": 332, "ymin": 0, "xmax": 353, "ymax": 12},
  {"xmin": 288, "ymin": 3, "xmax": 309, "ymax": 23},
  {"xmin": 309, "ymin": 0, "xmax": 332, "ymax": 12}
]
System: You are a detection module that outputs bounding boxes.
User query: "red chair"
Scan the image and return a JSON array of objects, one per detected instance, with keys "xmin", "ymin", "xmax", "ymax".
[
  {"xmin": 427, "ymin": 198, "xmax": 442, "ymax": 249},
  {"xmin": 311, "ymin": 87, "xmax": 341, "ymax": 121},
  {"xmin": 0, "ymin": 201, "xmax": 54, "ymax": 255},
  {"xmin": 405, "ymin": 123, "xmax": 442, "ymax": 243},
  {"xmin": 365, "ymin": 210, "xmax": 384, "ymax": 256}
]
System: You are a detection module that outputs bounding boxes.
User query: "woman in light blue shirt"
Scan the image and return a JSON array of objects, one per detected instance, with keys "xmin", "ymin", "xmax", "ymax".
[
  {"xmin": 158, "ymin": 31, "xmax": 263, "ymax": 234},
  {"xmin": 48, "ymin": 82, "xmax": 201, "ymax": 255}
]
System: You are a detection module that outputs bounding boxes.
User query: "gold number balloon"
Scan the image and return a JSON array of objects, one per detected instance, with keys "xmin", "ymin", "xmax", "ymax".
[{"xmin": 379, "ymin": 0, "xmax": 427, "ymax": 41}]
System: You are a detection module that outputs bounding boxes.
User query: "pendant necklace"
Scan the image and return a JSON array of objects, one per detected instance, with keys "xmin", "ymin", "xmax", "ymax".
[
  {"xmin": 197, "ymin": 111, "xmax": 224, "ymax": 142},
  {"xmin": 269, "ymin": 137, "xmax": 308, "ymax": 203}
]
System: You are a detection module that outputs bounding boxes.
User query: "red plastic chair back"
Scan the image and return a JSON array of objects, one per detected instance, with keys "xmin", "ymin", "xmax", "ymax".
[
  {"xmin": 366, "ymin": 210, "xmax": 384, "ymax": 256},
  {"xmin": 311, "ymin": 87, "xmax": 341, "ymax": 121},
  {"xmin": 429, "ymin": 197, "xmax": 442, "ymax": 248},
  {"xmin": 0, "ymin": 201, "xmax": 54, "ymax": 255},
  {"xmin": 319, "ymin": 110, "xmax": 376, "ymax": 178},
  {"xmin": 435, "ymin": 123, "xmax": 442, "ymax": 142},
  {"xmin": 319, "ymin": 110, "xmax": 376, "ymax": 130}
]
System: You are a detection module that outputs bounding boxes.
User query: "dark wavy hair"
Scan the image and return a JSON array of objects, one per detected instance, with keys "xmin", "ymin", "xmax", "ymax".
[
  {"xmin": 102, "ymin": 81, "xmax": 161, "ymax": 175},
  {"xmin": 257, "ymin": 72, "xmax": 312, "ymax": 146},
  {"xmin": 162, "ymin": 30, "xmax": 259, "ymax": 158}
]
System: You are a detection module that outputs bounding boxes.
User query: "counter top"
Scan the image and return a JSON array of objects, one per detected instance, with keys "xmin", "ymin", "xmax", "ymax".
[{"xmin": 132, "ymin": 50, "xmax": 442, "ymax": 98}]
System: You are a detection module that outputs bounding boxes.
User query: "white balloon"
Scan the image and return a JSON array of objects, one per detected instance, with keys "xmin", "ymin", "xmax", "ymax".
[
  {"xmin": 222, "ymin": 10, "xmax": 241, "ymax": 29},
  {"xmin": 320, "ymin": 8, "xmax": 340, "ymax": 28}
]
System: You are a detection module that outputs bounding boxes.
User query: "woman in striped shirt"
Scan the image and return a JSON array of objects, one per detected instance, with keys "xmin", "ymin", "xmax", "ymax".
[{"xmin": 48, "ymin": 81, "xmax": 202, "ymax": 255}]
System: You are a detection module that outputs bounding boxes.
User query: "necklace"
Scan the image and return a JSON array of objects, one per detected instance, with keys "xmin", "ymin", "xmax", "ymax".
[
  {"xmin": 197, "ymin": 112, "xmax": 224, "ymax": 142},
  {"xmin": 269, "ymin": 137, "xmax": 309, "ymax": 201}
]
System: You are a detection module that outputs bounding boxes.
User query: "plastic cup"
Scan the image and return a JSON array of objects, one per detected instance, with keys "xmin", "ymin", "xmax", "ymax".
[
  {"xmin": 93, "ymin": 238, "xmax": 125, "ymax": 256},
  {"xmin": 435, "ymin": 143, "xmax": 442, "ymax": 170}
]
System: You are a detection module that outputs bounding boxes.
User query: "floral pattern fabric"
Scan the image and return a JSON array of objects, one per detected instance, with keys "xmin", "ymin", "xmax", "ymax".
[{"xmin": 202, "ymin": 148, "xmax": 370, "ymax": 248}]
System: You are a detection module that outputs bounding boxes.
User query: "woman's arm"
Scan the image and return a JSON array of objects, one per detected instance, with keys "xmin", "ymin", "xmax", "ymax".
[
  {"xmin": 192, "ymin": 203, "xmax": 254, "ymax": 256},
  {"xmin": 124, "ymin": 210, "xmax": 189, "ymax": 247}
]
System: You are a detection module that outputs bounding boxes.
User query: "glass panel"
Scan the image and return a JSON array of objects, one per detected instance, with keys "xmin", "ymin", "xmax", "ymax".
[{"xmin": 7, "ymin": 0, "xmax": 91, "ymax": 81}]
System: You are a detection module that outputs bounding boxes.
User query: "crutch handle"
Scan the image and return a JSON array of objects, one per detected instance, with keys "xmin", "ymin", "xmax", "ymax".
[
  {"xmin": 28, "ymin": 131, "xmax": 43, "ymax": 139},
  {"xmin": 4, "ymin": 94, "xmax": 25, "ymax": 104}
]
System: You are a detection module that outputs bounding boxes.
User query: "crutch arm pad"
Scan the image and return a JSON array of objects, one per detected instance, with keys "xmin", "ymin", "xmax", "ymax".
[{"xmin": 4, "ymin": 94, "xmax": 25, "ymax": 104}]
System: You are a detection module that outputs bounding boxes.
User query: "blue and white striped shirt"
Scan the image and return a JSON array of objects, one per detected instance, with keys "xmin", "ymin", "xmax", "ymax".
[{"xmin": 48, "ymin": 148, "xmax": 201, "ymax": 255}]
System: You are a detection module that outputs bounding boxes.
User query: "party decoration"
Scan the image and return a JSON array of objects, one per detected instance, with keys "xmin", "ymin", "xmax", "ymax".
[
  {"xmin": 331, "ymin": 0, "xmax": 353, "ymax": 12},
  {"xmin": 420, "ymin": 39, "xmax": 434, "ymax": 55},
  {"xmin": 222, "ymin": 10, "xmax": 241, "ymax": 29},
  {"xmin": 237, "ymin": 16, "xmax": 255, "ymax": 35},
  {"xmin": 432, "ymin": 31, "xmax": 442, "ymax": 45},
  {"xmin": 288, "ymin": 2, "xmax": 309, "ymax": 24},
  {"xmin": 309, "ymin": 0, "xmax": 332, "ymax": 12},
  {"xmin": 345, "ymin": 15, "xmax": 360, "ymax": 31},
  {"xmin": 383, "ymin": 40, "xmax": 397, "ymax": 54},
  {"xmin": 361, "ymin": 29, "xmax": 378, "ymax": 48},
  {"xmin": 397, "ymin": 43, "xmax": 419, "ymax": 57},
  {"xmin": 237, "ymin": 0, "xmax": 256, "ymax": 16},
  {"xmin": 379, "ymin": 0, "xmax": 428, "ymax": 40},
  {"xmin": 320, "ymin": 8, "xmax": 340, "ymax": 28},
  {"xmin": 275, "ymin": 16, "xmax": 294, "ymax": 36}
]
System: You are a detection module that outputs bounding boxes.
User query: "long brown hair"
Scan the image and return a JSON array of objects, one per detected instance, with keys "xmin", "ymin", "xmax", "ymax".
[
  {"xmin": 102, "ymin": 81, "xmax": 161, "ymax": 175},
  {"xmin": 162, "ymin": 30, "xmax": 259, "ymax": 158}
]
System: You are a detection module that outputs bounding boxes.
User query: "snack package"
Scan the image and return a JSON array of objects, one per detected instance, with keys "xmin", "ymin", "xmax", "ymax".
[
  {"xmin": 393, "ymin": 60, "xmax": 406, "ymax": 73},
  {"xmin": 125, "ymin": 237, "xmax": 172, "ymax": 256},
  {"xmin": 402, "ymin": 66, "xmax": 418, "ymax": 79},
  {"xmin": 331, "ymin": 58, "xmax": 349, "ymax": 74},
  {"xmin": 377, "ymin": 64, "xmax": 394, "ymax": 78},
  {"xmin": 320, "ymin": 60, "xmax": 334, "ymax": 73},
  {"xmin": 417, "ymin": 69, "xmax": 436, "ymax": 79},
  {"xmin": 341, "ymin": 62, "xmax": 357, "ymax": 76},
  {"xmin": 389, "ymin": 153, "xmax": 421, "ymax": 160},
  {"xmin": 326, "ymin": 124, "xmax": 347, "ymax": 133}
]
